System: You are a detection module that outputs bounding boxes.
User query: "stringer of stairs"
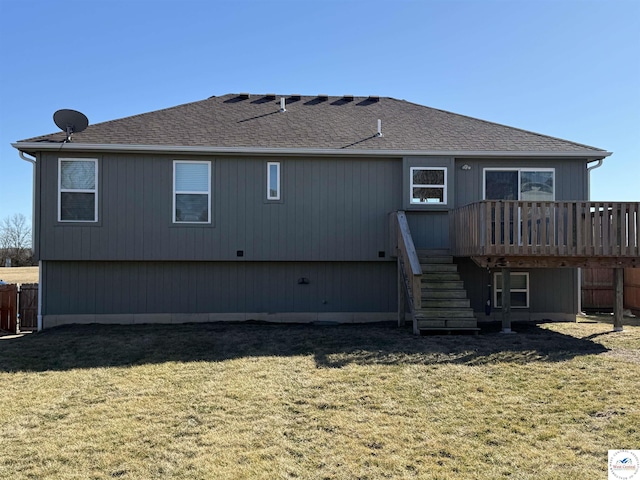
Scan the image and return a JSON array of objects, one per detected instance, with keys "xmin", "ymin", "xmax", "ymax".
[{"xmin": 414, "ymin": 249, "xmax": 479, "ymax": 334}]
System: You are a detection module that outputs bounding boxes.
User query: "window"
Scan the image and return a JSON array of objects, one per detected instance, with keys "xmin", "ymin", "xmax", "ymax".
[
  {"xmin": 267, "ymin": 162, "xmax": 280, "ymax": 200},
  {"xmin": 58, "ymin": 158, "xmax": 98, "ymax": 222},
  {"xmin": 173, "ymin": 161, "xmax": 211, "ymax": 223},
  {"xmin": 494, "ymin": 272, "xmax": 529, "ymax": 308},
  {"xmin": 484, "ymin": 169, "xmax": 554, "ymax": 201},
  {"xmin": 410, "ymin": 167, "xmax": 447, "ymax": 205}
]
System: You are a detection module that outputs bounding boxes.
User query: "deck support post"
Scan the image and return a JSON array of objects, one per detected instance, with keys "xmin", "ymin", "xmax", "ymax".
[
  {"xmin": 397, "ymin": 258, "xmax": 406, "ymax": 327},
  {"xmin": 501, "ymin": 267, "xmax": 514, "ymax": 334},
  {"xmin": 613, "ymin": 267, "xmax": 624, "ymax": 332}
]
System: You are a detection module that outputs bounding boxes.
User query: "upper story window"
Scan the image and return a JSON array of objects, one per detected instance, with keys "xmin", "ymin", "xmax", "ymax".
[
  {"xmin": 58, "ymin": 158, "xmax": 98, "ymax": 222},
  {"xmin": 410, "ymin": 167, "xmax": 447, "ymax": 205},
  {"xmin": 267, "ymin": 162, "xmax": 280, "ymax": 200},
  {"xmin": 484, "ymin": 168, "xmax": 555, "ymax": 201},
  {"xmin": 173, "ymin": 161, "xmax": 211, "ymax": 223}
]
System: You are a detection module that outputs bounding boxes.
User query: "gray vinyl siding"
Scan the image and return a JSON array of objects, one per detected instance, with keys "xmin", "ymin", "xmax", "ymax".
[
  {"xmin": 38, "ymin": 153, "xmax": 402, "ymax": 261},
  {"xmin": 455, "ymin": 258, "xmax": 578, "ymax": 314},
  {"xmin": 405, "ymin": 212, "xmax": 450, "ymax": 249},
  {"xmin": 453, "ymin": 158, "xmax": 589, "ymax": 207},
  {"xmin": 35, "ymin": 151, "xmax": 590, "ymax": 319},
  {"xmin": 42, "ymin": 260, "xmax": 396, "ymax": 315}
]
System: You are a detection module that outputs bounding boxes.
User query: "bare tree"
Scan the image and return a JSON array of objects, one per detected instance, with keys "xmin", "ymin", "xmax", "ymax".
[{"xmin": 0, "ymin": 213, "xmax": 32, "ymax": 266}]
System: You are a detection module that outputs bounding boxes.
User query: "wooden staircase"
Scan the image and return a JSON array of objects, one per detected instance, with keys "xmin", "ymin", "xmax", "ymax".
[
  {"xmin": 414, "ymin": 249, "xmax": 479, "ymax": 334},
  {"xmin": 393, "ymin": 211, "xmax": 479, "ymax": 335}
]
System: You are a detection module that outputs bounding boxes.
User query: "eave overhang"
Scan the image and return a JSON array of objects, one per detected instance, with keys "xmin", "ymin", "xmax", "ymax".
[{"xmin": 11, "ymin": 142, "xmax": 613, "ymax": 160}]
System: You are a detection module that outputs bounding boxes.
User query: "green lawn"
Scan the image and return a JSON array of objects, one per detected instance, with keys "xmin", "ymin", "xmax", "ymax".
[{"xmin": 1, "ymin": 320, "xmax": 638, "ymax": 479}]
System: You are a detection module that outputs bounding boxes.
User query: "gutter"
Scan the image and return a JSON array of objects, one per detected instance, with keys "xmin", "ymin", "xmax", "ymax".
[
  {"xmin": 12, "ymin": 142, "xmax": 613, "ymax": 161},
  {"xmin": 17, "ymin": 151, "xmax": 42, "ymax": 332}
]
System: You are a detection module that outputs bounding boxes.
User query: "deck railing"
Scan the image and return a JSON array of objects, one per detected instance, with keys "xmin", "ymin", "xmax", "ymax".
[
  {"xmin": 451, "ymin": 201, "xmax": 640, "ymax": 258},
  {"xmin": 393, "ymin": 211, "xmax": 422, "ymax": 333}
]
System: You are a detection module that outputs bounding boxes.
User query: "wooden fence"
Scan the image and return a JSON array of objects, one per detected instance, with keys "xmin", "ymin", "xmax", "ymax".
[
  {"xmin": 625, "ymin": 269, "xmax": 640, "ymax": 316},
  {"xmin": 582, "ymin": 268, "xmax": 613, "ymax": 311},
  {"xmin": 0, "ymin": 284, "xmax": 18, "ymax": 333},
  {"xmin": 582, "ymin": 268, "xmax": 640, "ymax": 315},
  {"xmin": 19, "ymin": 284, "xmax": 38, "ymax": 330},
  {"xmin": 0, "ymin": 283, "xmax": 38, "ymax": 334}
]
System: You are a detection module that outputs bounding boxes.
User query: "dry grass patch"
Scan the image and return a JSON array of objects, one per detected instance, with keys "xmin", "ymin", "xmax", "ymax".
[
  {"xmin": 0, "ymin": 266, "xmax": 39, "ymax": 284},
  {"xmin": 0, "ymin": 321, "xmax": 638, "ymax": 479}
]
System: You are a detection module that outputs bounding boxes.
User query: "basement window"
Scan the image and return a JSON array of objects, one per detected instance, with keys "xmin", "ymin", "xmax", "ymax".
[
  {"xmin": 58, "ymin": 158, "xmax": 98, "ymax": 222},
  {"xmin": 173, "ymin": 161, "xmax": 211, "ymax": 223},
  {"xmin": 494, "ymin": 272, "xmax": 529, "ymax": 308},
  {"xmin": 410, "ymin": 167, "xmax": 447, "ymax": 205}
]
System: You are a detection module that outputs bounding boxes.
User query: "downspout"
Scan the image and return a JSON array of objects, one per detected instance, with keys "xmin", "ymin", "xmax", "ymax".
[
  {"xmin": 18, "ymin": 151, "xmax": 42, "ymax": 332},
  {"xmin": 578, "ymin": 158, "xmax": 605, "ymax": 316},
  {"xmin": 586, "ymin": 159, "xmax": 604, "ymax": 200}
]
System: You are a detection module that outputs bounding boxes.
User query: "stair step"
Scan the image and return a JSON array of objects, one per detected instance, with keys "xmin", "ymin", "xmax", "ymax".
[
  {"xmin": 416, "ymin": 308, "xmax": 475, "ymax": 318},
  {"xmin": 416, "ymin": 249, "xmax": 450, "ymax": 256},
  {"xmin": 419, "ymin": 263, "xmax": 458, "ymax": 272},
  {"xmin": 418, "ymin": 327, "xmax": 481, "ymax": 335},
  {"xmin": 422, "ymin": 281, "xmax": 465, "ymax": 289},
  {"xmin": 417, "ymin": 255, "xmax": 454, "ymax": 264},
  {"xmin": 421, "ymin": 272, "xmax": 461, "ymax": 281},
  {"xmin": 421, "ymin": 299, "xmax": 470, "ymax": 308},
  {"xmin": 421, "ymin": 289, "xmax": 468, "ymax": 298},
  {"xmin": 417, "ymin": 318, "xmax": 478, "ymax": 329}
]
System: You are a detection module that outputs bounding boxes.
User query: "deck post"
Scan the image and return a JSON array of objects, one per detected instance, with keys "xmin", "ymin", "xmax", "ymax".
[
  {"xmin": 501, "ymin": 267, "xmax": 513, "ymax": 334},
  {"xmin": 397, "ymin": 258, "xmax": 406, "ymax": 327},
  {"xmin": 613, "ymin": 267, "xmax": 624, "ymax": 332}
]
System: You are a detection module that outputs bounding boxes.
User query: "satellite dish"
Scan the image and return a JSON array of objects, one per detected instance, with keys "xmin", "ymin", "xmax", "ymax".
[{"xmin": 53, "ymin": 109, "xmax": 89, "ymax": 142}]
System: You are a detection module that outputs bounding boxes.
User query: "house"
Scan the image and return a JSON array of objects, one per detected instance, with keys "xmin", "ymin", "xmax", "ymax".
[{"xmin": 12, "ymin": 94, "xmax": 639, "ymax": 333}]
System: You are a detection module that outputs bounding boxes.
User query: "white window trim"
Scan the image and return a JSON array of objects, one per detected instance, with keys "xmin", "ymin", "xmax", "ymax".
[
  {"xmin": 58, "ymin": 158, "xmax": 98, "ymax": 223},
  {"xmin": 173, "ymin": 160, "xmax": 211, "ymax": 224},
  {"xmin": 410, "ymin": 167, "xmax": 447, "ymax": 205},
  {"xmin": 482, "ymin": 168, "xmax": 555, "ymax": 201},
  {"xmin": 267, "ymin": 161, "xmax": 280, "ymax": 200},
  {"xmin": 494, "ymin": 272, "xmax": 529, "ymax": 308}
]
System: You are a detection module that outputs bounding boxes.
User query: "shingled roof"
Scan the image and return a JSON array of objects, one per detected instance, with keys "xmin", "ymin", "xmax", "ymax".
[{"xmin": 16, "ymin": 94, "xmax": 607, "ymax": 156}]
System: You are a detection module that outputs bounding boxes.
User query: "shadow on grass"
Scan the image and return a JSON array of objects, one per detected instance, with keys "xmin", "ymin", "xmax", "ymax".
[{"xmin": 0, "ymin": 321, "xmax": 609, "ymax": 372}]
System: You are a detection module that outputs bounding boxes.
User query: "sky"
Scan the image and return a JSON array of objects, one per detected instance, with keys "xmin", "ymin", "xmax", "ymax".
[{"xmin": 0, "ymin": 0, "xmax": 638, "ymax": 226}]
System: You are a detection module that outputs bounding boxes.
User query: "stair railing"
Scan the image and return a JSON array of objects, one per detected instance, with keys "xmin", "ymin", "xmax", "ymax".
[{"xmin": 394, "ymin": 211, "xmax": 422, "ymax": 334}]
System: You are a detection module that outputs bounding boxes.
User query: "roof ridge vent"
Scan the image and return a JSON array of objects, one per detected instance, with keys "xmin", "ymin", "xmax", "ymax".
[
  {"xmin": 289, "ymin": 94, "xmax": 301, "ymax": 100},
  {"xmin": 317, "ymin": 94, "xmax": 328, "ymax": 101},
  {"xmin": 238, "ymin": 93, "xmax": 250, "ymax": 99},
  {"xmin": 343, "ymin": 94, "xmax": 354, "ymax": 101},
  {"xmin": 368, "ymin": 95, "xmax": 380, "ymax": 102},
  {"xmin": 265, "ymin": 93, "xmax": 276, "ymax": 100}
]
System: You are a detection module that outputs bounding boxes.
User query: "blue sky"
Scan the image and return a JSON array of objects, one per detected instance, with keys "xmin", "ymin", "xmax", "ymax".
[{"xmin": 1, "ymin": 0, "xmax": 638, "ymax": 224}]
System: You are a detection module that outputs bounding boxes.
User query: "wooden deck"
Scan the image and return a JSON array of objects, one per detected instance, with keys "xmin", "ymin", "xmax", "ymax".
[{"xmin": 451, "ymin": 201, "xmax": 639, "ymax": 268}]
